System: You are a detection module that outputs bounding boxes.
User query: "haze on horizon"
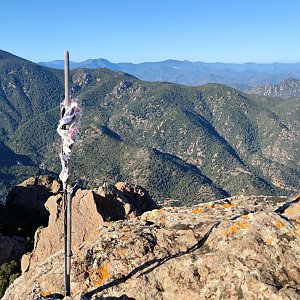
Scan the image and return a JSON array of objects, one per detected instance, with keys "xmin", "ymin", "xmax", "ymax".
[{"xmin": 1, "ymin": 0, "xmax": 300, "ymax": 64}]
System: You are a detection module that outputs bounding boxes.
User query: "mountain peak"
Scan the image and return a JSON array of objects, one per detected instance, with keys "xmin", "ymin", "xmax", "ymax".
[{"xmin": 0, "ymin": 49, "xmax": 33, "ymax": 64}]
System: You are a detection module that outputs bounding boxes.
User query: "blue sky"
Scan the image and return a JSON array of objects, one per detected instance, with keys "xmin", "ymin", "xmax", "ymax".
[{"xmin": 1, "ymin": 0, "xmax": 300, "ymax": 63}]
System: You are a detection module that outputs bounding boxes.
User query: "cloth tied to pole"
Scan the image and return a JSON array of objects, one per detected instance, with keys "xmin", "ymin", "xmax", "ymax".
[{"xmin": 57, "ymin": 99, "xmax": 82, "ymax": 185}]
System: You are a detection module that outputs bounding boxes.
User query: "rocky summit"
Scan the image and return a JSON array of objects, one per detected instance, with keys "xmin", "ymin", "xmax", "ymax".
[{"xmin": 3, "ymin": 190, "xmax": 300, "ymax": 300}]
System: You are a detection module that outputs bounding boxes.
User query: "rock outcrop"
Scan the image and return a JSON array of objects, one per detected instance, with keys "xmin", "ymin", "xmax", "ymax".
[
  {"xmin": 5, "ymin": 176, "xmax": 61, "ymax": 218},
  {"xmin": 21, "ymin": 182, "xmax": 159, "ymax": 272},
  {"xmin": 0, "ymin": 176, "xmax": 61, "ymax": 265},
  {"xmin": 1, "ymin": 176, "xmax": 61, "ymax": 236},
  {"xmin": 3, "ymin": 195, "xmax": 300, "ymax": 300}
]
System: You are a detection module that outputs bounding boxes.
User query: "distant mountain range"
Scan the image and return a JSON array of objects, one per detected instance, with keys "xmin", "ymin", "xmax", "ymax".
[
  {"xmin": 1, "ymin": 49, "xmax": 300, "ymax": 204},
  {"xmin": 39, "ymin": 58, "xmax": 300, "ymax": 89}
]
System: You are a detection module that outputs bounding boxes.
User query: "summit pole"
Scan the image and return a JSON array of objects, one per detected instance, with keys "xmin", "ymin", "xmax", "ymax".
[
  {"xmin": 64, "ymin": 51, "xmax": 70, "ymax": 108},
  {"xmin": 64, "ymin": 50, "xmax": 72, "ymax": 297}
]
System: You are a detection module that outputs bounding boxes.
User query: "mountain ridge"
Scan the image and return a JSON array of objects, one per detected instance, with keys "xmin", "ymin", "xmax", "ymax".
[
  {"xmin": 247, "ymin": 77, "xmax": 300, "ymax": 97},
  {"xmin": 39, "ymin": 56, "xmax": 300, "ymax": 88},
  {"xmin": 0, "ymin": 49, "xmax": 299, "ymax": 205}
]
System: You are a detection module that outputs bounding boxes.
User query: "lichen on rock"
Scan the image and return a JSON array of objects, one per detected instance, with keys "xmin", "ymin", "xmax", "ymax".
[{"xmin": 3, "ymin": 194, "xmax": 300, "ymax": 300}]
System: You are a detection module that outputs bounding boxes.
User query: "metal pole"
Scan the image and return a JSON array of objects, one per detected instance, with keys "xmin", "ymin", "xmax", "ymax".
[
  {"xmin": 64, "ymin": 51, "xmax": 70, "ymax": 108},
  {"xmin": 65, "ymin": 182, "xmax": 72, "ymax": 296},
  {"xmin": 64, "ymin": 50, "xmax": 71, "ymax": 297}
]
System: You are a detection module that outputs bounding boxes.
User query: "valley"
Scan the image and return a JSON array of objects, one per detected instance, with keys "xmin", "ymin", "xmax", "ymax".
[{"xmin": 0, "ymin": 50, "xmax": 299, "ymax": 205}]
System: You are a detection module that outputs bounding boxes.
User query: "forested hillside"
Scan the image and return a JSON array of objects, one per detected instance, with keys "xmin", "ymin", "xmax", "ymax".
[{"xmin": 1, "ymin": 50, "xmax": 299, "ymax": 204}]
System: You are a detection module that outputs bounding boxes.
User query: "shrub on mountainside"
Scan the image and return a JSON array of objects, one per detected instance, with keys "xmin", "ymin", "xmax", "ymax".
[{"xmin": 0, "ymin": 260, "xmax": 20, "ymax": 298}]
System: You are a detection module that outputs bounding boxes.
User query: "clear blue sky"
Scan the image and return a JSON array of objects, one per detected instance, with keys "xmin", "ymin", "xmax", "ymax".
[{"xmin": 1, "ymin": 0, "xmax": 300, "ymax": 63}]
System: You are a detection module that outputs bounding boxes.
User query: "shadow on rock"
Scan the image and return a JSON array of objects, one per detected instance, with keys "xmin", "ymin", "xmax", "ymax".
[
  {"xmin": 81, "ymin": 223, "xmax": 219, "ymax": 300},
  {"xmin": 0, "ymin": 176, "xmax": 61, "ymax": 262}
]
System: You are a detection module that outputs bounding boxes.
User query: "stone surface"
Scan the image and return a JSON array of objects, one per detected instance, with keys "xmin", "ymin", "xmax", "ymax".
[
  {"xmin": 3, "ymin": 195, "xmax": 300, "ymax": 300},
  {"xmin": 22, "ymin": 183, "xmax": 158, "ymax": 272}
]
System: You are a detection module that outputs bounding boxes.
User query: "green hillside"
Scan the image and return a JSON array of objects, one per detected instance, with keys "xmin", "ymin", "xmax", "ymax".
[{"xmin": 0, "ymin": 50, "xmax": 299, "ymax": 204}]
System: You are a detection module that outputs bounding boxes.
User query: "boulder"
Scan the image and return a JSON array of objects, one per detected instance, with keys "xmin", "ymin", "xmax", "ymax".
[
  {"xmin": 97, "ymin": 182, "xmax": 159, "ymax": 220},
  {"xmin": 114, "ymin": 181, "xmax": 159, "ymax": 216},
  {"xmin": 22, "ymin": 183, "xmax": 158, "ymax": 271}
]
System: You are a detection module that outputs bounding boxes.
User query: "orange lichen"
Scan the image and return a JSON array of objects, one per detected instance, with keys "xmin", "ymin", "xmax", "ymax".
[
  {"xmin": 192, "ymin": 208, "xmax": 205, "ymax": 214},
  {"xmin": 241, "ymin": 215, "xmax": 250, "ymax": 220},
  {"xmin": 236, "ymin": 221, "xmax": 250, "ymax": 229},
  {"xmin": 206, "ymin": 204, "xmax": 213, "ymax": 209},
  {"xmin": 274, "ymin": 220, "xmax": 286, "ymax": 229},
  {"xmin": 224, "ymin": 220, "xmax": 250, "ymax": 236},
  {"xmin": 213, "ymin": 204, "xmax": 224, "ymax": 209},
  {"xmin": 287, "ymin": 231, "xmax": 300, "ymax": 237},
  {"xmin": 223, "ymin": 203, "xmax": 236, "ymax": 209},
  {"xmin": 40, "ymin": 291, "xmax": 51, "ymax": 297},
  {"xmin": 265, "ymin": 239, "xmax": 273, "ymax": 245},
  {"xmin": 89, "ymin": 263, "xmax": 110, "ymax": 287},
  {"xmin": 230, "ymin": 224, "xmax": 239, "ymax": 233},
  {"xmin": 224, "ymin": 224, "xmax": 239, "ymax": 236}
]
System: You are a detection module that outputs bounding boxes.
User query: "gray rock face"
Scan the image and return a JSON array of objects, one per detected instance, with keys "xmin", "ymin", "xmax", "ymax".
[{"xmin": 3, "ymin": 194, "xmax": 300, "ymax": 300}]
